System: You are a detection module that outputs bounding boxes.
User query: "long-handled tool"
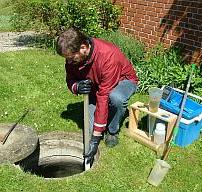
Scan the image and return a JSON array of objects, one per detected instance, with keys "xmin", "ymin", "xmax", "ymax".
[
  {"xmin": 162, "ymin": 64, "xmax": 196, "ymax": 160},
  {"xmin": 0, "ymin": 109, "xmax": 30, "ymax": 145},
  {"xmin": 83, "ymin": 94, "xmax": 91, "ymax": 171},
  {"xmin": 147, "ymin": 64, "xmax": 196, "ymax": 186}
]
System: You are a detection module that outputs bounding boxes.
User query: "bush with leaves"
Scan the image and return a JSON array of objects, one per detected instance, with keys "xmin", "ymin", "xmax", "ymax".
[
  {"xmin": 135, "ymin": 45, "xmax": 202, "ymax": 95},
  {"xmin": 100, "ymin": 31, "xmax": 145, "ymax": 66},
  {"xmin": 11, "ymin": 0, "xmax": 121, "ymax": 37}
]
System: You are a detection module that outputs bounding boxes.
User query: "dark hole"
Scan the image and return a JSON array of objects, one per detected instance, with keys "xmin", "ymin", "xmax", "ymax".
[
  {"xmin": 26, "ymin": 159, "xmax": 84, "ymax": 178},
  {"xmin": 19, "ymin": 156, "xmax": 85, "ymax": 178}
]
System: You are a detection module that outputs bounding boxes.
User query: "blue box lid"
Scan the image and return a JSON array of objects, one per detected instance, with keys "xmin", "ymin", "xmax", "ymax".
[{"xmin": 160, "ymin": 87, "xmax": 202, "ymax": 119}]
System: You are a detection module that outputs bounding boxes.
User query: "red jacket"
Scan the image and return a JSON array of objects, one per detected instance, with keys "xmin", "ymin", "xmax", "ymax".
[{"xmin": 65, "ymin": 38, "xmax": 138, "ymax": 132}]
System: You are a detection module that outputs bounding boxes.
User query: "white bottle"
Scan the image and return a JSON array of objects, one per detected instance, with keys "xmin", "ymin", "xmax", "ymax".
[{"xmin": 154, "ymin": 123, "xmax": 166, "ymax": 145}]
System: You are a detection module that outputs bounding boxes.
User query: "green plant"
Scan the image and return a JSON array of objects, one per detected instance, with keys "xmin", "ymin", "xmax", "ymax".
[
  {"xmin": 100, "ymin": 31, "xmax": 145, "ymax": 65},
  {"xmin": 11, "ymin": 0, "xmax": 121, "ymax": 37},
  {"xmin": 136, "ymin": 45, "xmax": 202, "ymax": 95}
]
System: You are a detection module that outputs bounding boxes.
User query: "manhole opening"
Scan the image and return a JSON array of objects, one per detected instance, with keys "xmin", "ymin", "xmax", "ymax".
[{"xmin": 15, "ymin": 132, "xmax": 99, "ymax": 179}]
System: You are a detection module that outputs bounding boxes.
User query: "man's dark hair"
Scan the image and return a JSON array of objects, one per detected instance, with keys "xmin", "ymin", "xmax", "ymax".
[{"xmin": 56, "ymin": 27, "xmax": 88, "ymax": 56}]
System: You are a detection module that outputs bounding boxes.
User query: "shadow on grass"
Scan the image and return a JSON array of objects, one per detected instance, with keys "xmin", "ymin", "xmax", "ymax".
[
  {"xmin": 13, "ymin": 33, "xmax": 56, "ymax": 50},
  {"xmin": 60, "ymin": 102, "xmax": 84, "ymax": 130},
  {"xmin": 60, "ymin": 102, "xmax": 131, "ymax": 133}
]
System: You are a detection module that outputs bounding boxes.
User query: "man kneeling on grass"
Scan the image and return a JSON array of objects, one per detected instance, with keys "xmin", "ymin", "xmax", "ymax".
[{"xmin": 56, "ymin": 27, "xmax": 138, "ymax": 164}]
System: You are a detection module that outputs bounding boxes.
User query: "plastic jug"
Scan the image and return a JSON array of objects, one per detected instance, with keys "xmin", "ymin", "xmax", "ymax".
[
  {"xmin": 154, "ymin": 123, "xmax": 166, "ymax": 145},
  {"xmin": 147, "ymin": 159, "xmax": 171, "ymax": 186}
]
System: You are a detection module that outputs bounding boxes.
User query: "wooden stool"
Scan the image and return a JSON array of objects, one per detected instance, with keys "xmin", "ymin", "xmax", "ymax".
[{"xmin": 127, "ymin": 101, "xmax": 177, "ymax": 155}]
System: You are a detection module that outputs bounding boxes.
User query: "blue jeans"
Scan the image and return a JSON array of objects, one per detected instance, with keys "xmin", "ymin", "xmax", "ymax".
[{"xmin": 89, "ymin": 80, "xmax": 137, "ymax": 135}]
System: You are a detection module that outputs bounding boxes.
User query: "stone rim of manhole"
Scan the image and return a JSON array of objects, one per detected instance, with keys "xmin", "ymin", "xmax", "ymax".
[{"xmin": 14, "ymin": 131, "xmax": 100, "ymax": 179}]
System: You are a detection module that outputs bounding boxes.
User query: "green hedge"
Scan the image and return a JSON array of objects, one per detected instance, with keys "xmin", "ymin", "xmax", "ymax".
[{"xmin": 11, "ymin": 0, "xmax": 121, "ymax": 36}]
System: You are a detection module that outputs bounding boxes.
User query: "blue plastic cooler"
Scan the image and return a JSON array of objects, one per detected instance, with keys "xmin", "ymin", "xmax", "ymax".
[
  {"xmin": 160, "ymin": 87, "xmax": 202, "ymax": 119},
  {"xmin": 174, "ymin": 114, "xmax": 202, "ymax": 146},
  {"xmin": 160, "ymin": 86, "xmax": 202, "ymax": 147}
]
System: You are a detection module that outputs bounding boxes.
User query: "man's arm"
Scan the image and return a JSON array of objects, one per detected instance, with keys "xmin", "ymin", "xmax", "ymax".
[{"xmin": 93, "ymin": 53, "xmax": 122, "ymax": 132}]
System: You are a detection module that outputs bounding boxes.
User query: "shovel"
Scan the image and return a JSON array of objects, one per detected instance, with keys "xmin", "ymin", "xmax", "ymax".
[
  {"xmin": 83, "ymin": 94, "xmax": 91, "ymax": 171},
  {"xmin": 147, "ymin": 64, "xmax": 196, "ymax": 186}
]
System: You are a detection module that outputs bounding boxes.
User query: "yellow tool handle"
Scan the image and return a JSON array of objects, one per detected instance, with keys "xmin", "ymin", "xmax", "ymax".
[{"xmin": 83, "ymin": 94, "xmax": 90, "ymax": 156}]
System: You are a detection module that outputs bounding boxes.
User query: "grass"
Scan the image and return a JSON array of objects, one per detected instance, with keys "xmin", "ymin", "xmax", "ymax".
[
  {"xmin": 0, "ymin": 0, "xmax": 13, "ymax": 31},
  {"xmin": 0, "ymin": 49, "xmax": 202, "ymax": 192}
]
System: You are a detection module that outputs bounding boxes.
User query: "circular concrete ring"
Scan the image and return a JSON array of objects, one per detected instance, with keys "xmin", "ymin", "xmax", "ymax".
[{"xmin": 16, "ymin": 131, "xmax": 100, "ymax": 179}]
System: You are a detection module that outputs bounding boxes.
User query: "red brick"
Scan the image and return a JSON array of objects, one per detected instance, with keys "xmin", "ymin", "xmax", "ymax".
[
  {"xmin": 193, "ymin": 13, "xmax": 202, "ymax": 20},
  {"xmin": 136, "ymin": 4, "xmax": 145, "ymax": 10},
  {"xmin": 178, "ymin": 0, "xmax": 192, "ymax": 7},
  {"xmin": 146, "ymin": 20, "xmax": 158, "ymax": 27},
  {"xmin": 149, "ymin": 17, "xmax": 161, "ymax": 23},
  {"xmin": 164, "ymin": 3, "xmax": 173, "ymax": 10},
  {"xmin": 155, "ymin": 8, "xmax": 163, "ymax": 13},
  {"xmin": 141, "ymin": 28, "xmax": 152, "ymax": 35},
  {"xmin": 134, "ymin": 13, "xmax": 146, "ymax": 19},
  {"xmin": 147, "ymin": 11, "xmax": 158, "ymax": 17},
  {"xmin": 126, "ymin": 11, "xmax": 134, "ymax": 17},
  {"xmin": 162, "ymin": 38, "xmax": 172, "ymax": 45},
  {"xmin": 188, "ymin": 18, "xmax": 202, "ymax": 26},
  {"xmin": 147, "ymin": 1, "xmax": 154, "ymax": 7},
  {"xmin": 145, "ymin": 15, "xmax": 150, "ymax": 20},
  {"xmin": 194, "ymin": 30, "xmax": 202, "ymax": 37},
  {"xmin": 149, "ymin": 35, "xmax": 160, "ymax": 41},
  {"xmin": 180, "ymin": 38, "xmax": 195, "ymax": 46},
  {"xmin": 135, "ymin": 22, "xmax": 144, "ymax": 28},
  {"xmin": 140, "ymin": 36, "xmax": 151, "ymax": 45},
  {"xmin": 167, "ymin": 34, "xmax": 179, "ymax": 41},
  {"xmin": 133, "ymin": 25, "xmax": 142, "ymax": 32},
  {"xmin": 184, "ymin": 33, "xmax": 199, "ymax": 41},
  {"xmin": 153, "ymin": 2, "xmax": 163, "ymax": 8},
  {"xmin": 139, "ymin": 32, "xmax": 149, "ymax": 38},
  {"xmin": 136, "ymin": 9, "xmax": 147, "ymax": 15},
  {"xmin": 187, "ymin": 7, "xmax": 198, "ymax": 14},
  {"xmin": 125, "ymin": 28, "xmax": 134, "ymax": 34},
  {"xmin": 145, "ymin": 6, "xmax": 155, "ymax": 12},
  {"xmin": 145, "ymin": 24, "xmax": 155, "ymax": 31},
  {"xmin": 198, "ymin": 8, "xmax": 202, "ymax": 14},
  {"xmin": 156, "ymin": 0, "xmax": 164, "ymax": 3},
  {"xmin": 194, "ymin": 42, "xmax": 201, "ymax": 48},
  {"xmin": 137, "ymin": 0, "xmax": 147, "ymax": 6},
  {"xmin": 115, "ymin": 0, "xmax": 201, "ymax": 57}
]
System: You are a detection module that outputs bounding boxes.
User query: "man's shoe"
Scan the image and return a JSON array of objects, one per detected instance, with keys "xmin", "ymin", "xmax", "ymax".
[{"xmin": 105, "ymin": 134, "xmax": 119, "ymax": 148}]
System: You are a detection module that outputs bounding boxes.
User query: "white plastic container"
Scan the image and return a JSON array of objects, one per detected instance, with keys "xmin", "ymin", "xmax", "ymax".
[
  {"xmin": 147, "ymin": 159, "xmax": 171, "ymax": 186},
  {"xmin": 154, "ymin": 123, "xmax": 166, "ymax": 145}
]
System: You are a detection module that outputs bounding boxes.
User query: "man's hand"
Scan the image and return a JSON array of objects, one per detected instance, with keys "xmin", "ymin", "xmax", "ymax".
[
  {"xmin": 77, "ymin": 79, "xmax": 92, "ymax": 94},
  {"xmin": 84, "ymin": 135, "xmax": 101, "ymax": 165}
]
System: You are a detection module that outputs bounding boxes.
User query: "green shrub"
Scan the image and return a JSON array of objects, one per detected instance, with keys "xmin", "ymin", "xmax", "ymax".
[
  {"xmin": 100, "ymin": 31, "xmax": 145, "ymax": 65},
  {"xmin": 136, "ymin": 45, "xmax": 202, "ymax": 96},
  {"xmin": 11, "ymin": 0, "xmax": 121, "ymax": 37}
]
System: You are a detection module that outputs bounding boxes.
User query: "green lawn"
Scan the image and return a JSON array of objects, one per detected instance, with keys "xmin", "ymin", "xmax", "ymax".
[
  {"xmin": 0, "ymin": 0, "xmax": 13, "ymax": 31},
  {"xmin": 0, "ymin": 49, "xmax": 202, "ymax": 192}
]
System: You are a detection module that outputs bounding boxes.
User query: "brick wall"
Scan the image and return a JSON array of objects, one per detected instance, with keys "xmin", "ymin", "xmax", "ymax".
[{"xmin": 114, "ymin": 0, "xmax": 202, "ymax": 64}]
